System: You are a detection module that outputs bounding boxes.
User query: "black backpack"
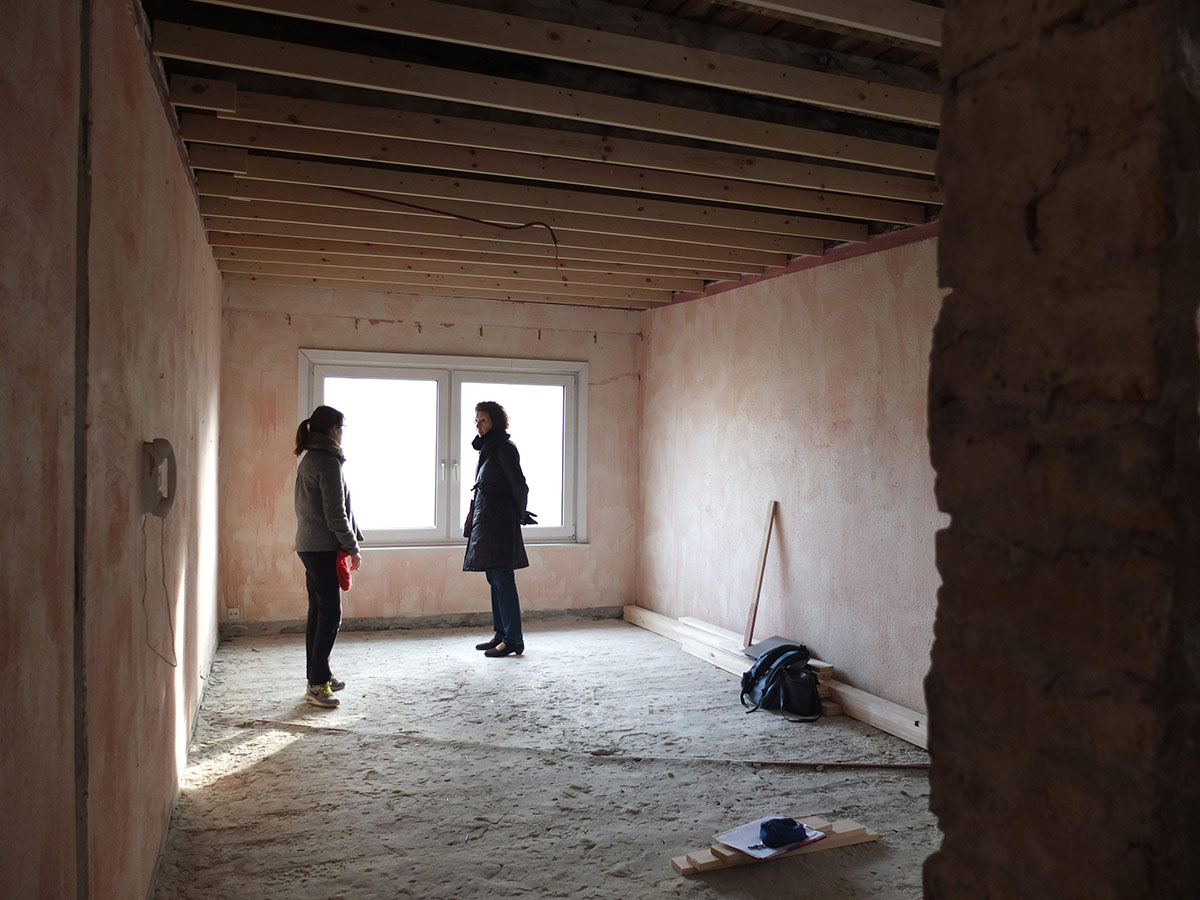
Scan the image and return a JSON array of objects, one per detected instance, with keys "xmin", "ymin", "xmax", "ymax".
[{"xmin": 740, "ymin": 643, "xmax": 822, "ymax": 722}]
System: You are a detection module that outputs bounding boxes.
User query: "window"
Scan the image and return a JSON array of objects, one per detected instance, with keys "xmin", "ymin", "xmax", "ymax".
[{"xmin": 298, "ymin": 349, "xmax": 587, "ymax": 546}]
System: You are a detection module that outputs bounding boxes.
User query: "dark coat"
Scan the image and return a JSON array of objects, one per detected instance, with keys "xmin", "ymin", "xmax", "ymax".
[{"xmin": 463, "ymin": 431, "xmax": 529, "ymax": 571}]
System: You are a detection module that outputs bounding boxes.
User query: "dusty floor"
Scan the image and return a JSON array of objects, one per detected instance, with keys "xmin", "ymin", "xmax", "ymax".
[{"xmin": 152, "ymin": 617, "xmax": 938, "ymax": 899}]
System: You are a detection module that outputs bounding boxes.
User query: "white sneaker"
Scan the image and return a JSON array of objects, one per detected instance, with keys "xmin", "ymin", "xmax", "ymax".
[{"xmin": 305, "ymin": 682, "xmax": 339, "ymax": 708}]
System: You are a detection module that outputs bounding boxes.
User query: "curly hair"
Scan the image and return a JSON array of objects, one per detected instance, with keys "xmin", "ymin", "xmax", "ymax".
[{"xmin": 475, "ymin": 400, "xmax": 509, "ymax": 432}]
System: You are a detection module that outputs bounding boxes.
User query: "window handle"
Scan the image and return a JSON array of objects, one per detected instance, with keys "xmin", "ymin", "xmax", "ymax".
[
  {"xmin": 440, "ymin": 459, "xmax": 446, "ymax": 481},
  {"xmin": 452, "ymin": 459, "xmax": 459, "ymax": 481}
]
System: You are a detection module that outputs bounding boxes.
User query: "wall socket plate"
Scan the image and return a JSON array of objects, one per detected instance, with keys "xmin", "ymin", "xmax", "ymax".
[{"xmin": 227, "ymin": 607, "xmax": 242, "ymax": 620}]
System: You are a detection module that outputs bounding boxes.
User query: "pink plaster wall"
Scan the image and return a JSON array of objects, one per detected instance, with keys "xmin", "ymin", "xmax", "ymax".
[
  {"xmin": 0, "ymin": 2, "xmax": 81, "ymax": 897},
  {"xmin": 220, "ymin": 284, "xmax": 641, "ymax": 623},
  {"xmin": 83, "ymin": 1, "xmax": 224, "ymax": 897},
  {"xmin": 638, "ymin": 236, "xmax": 945, "ymax": 711}
]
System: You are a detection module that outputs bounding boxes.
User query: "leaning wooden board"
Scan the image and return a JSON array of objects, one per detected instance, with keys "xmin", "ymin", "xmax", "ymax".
[{"xmin": 672, "ymin": 816, "xmax": 879, "ymax": 876}]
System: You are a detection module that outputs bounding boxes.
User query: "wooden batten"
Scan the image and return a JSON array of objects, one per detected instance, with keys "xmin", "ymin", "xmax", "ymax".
[
  {"xmin": 738, "ymin": 0, "xmax": 943, "ymax": 49},
  {"xmin": 153, "ymin": 23, "xmax": 937, "ymax": 174},
  {"xmin": 216, "ymin": 259, "xmax": 673, "ymax": 303},
  {"xmin": 204, "ymin": 231, "xmax": 746, "ymax": 280},
  {"xmin": 221, "ymin": 272, "xmax": 659, "ymax": 309},
  {"xmin": 194, "ymin": 0, "xmax": 940, "ymax": 125},
  {"xmin": 168, "ymin": 74, "xmax": 237, "ymax": 111},
  {"xmin": 221, "ymin": 90, "xmax": 938, "ymax": 212}
]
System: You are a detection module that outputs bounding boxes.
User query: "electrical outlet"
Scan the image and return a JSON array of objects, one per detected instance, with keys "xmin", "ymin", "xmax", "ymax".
[{"xmin": 227, "ymin": 607, "xmax": 242, "ymax": 620}]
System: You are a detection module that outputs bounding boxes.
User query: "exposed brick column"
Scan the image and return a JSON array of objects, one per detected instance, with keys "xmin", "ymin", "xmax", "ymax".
[{"xmin": 927, "ymin": 2, "xmax": 1200, "ymax": 898}]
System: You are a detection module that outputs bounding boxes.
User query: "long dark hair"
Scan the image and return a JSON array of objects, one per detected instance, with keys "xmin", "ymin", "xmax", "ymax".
[
  {"xmin": 475, "ymin": 400, "xmax": 509, "ymax": 432},
  {"xmin": 294, "ymin": 405, "xmax": 344, "ymax": 456}
]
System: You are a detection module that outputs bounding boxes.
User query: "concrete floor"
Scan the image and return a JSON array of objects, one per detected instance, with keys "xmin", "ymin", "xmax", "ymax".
[{"xmin": 151, "ymin": 618, "xmax": 938, "ymax": 899}]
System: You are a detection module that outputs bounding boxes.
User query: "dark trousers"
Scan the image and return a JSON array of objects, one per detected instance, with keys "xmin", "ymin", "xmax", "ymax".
[
  {"xmin": 298, "ymin": 551, "xmax": 342, "ymax": 685},
  {"xmin": 485, "ymin": 568, "xmax": 523, "ymax": 645}
]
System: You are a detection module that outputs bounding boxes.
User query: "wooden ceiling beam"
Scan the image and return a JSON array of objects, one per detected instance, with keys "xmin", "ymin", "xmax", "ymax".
[
  {"xmin": 222, "ymin": 272, "xmax": 660, "ymax": 310},
  {"xmin": 193, "ymin": 0, "xmax": 940, "ymax": 125},
  {"xmin": 217, "ymin": 260, "xmax": 675, "ymax": 302},
  {"xmin": 199, "ymin": 200, "xmax": 792, "ymax": 266},
  {"xmin": 185, "ymin": 144, "xmax": 248, "ymax": 173},
  {"xmin": 734, "ymin": 0, "xmax": 943, "ymax": 49},
  {"xmin": 202, "ymin": 219, "xmax": 758, "ymax": 276},
  {"xmin": 205, "ymin": 231, "xmax": 745, "ymax": 280},
  {"xmin": 153, "ymin": 23, "xmax": 936, "ymax": 173},
  {"xmin": 227, "ymin": 154, "xmax": 868, "ymax": 243},
  {"xmin": 211, "ymin": 246, "xmax": 705, "ymax": 292},
  {"xmin": 194, "ymin": 173, "xmax": 827, "ymax": 254},
  {"xmin": 184, "ymin": 107, "xmax": 937, "ymax": 211},
  {"xmin": 168, "ymin": 75, "xmax": 238, "ymax": 112}
]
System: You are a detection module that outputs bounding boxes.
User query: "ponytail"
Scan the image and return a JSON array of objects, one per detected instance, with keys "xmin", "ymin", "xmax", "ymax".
[
  {"xmin": 293, "ymin": 417, "xmax": 312, "ymax": 456},
  {"xmin": 294, "ymin": 405, "xmax": 345, "ymax": 455}
]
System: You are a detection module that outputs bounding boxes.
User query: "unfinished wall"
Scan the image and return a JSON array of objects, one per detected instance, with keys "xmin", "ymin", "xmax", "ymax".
[
  {"xmin": 220, "ymin": 284, "xmax": 641, "ymax": 624},
  {"xmin": 927, "ymin": 1, "xmax": 1200, "ymax": 897},
  {"xmin": 0, "ymin": 2, "xmax": 81, "ymax": 897},
  {"xmin": 82, "ymin": 0, "xmax": 224, "ymax": 897},
  {"xmin": 638, "ymin": 234, "xmax": 944, "ymax": 712}
]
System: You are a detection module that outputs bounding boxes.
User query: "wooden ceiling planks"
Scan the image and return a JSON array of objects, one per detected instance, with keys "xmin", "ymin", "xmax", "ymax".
[{"xmin": 146, "ymin": 0, "xmax": 942, "ymax": 310}]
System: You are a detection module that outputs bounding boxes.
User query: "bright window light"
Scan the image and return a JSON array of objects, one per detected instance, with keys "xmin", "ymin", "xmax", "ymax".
[
  {"xmin": 459, "ymin": 381, "xmax": 565, "ymax": 529},
  {"xmin": 323, "ymin": 376, "xmax": 439, "ymax": 530}
]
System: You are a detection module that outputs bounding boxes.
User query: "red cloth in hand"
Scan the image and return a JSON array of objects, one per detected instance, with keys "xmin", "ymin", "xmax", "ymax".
[{"xmin": 336, "ymin": 550, "xmax": 353, "ymax": 591}]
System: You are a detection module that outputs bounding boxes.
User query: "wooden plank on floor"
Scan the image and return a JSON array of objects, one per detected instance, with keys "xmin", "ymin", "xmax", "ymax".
[
  {"xmin": 680, "ymin": 635, "xmax": 747, "ymax": 677},
  {"xmin": 622, "ymin": 605, "xmax": 691, "ymax": 643},
  {"xmin": 671, "ymin": 855, "xmax": 697, "ymax": 876},
  {"xmin": 686, "ymin": 848, "xmax": 726, "ymax": 871},
  {"xmin": 678, "ymin": 617, "xmax": 742, "ymax": 644},
  {"xmin": 829, "ymin": 680, "xmax": 927, "ymax": 749},
  {"xmin": 678, "ymin": 818, "xmax": 880, "ymax": 875}
]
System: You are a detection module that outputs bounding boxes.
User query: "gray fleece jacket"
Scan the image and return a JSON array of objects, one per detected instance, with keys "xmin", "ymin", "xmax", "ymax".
[{"xmin": 294, "ymin": 434, "xmax": 363, "ymax": 554}]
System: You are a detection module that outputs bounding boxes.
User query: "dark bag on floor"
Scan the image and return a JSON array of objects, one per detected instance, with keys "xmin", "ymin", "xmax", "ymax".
[{"xmin": 740, "ymin": 643, "xmax": 822, "ymax": 722}]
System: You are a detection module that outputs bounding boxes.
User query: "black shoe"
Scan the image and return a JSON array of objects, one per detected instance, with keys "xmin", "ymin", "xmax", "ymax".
[
  {"xmin": 475, "ymin": 635, "xmax": 503, "ymax": 651},
  {"xmin": 484, "ymin": 641, "xmax": 524, "ymax": 658}
]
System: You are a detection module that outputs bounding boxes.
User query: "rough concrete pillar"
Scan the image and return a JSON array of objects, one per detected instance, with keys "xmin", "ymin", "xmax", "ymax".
[{"xmin": 927, "ymin": 2, "xmax": 1200, "ymax": 898}]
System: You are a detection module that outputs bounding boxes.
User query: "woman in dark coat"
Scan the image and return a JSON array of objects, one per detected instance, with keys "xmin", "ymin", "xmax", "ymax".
[
  {"xmin": 464, "ymin": 400, "xmax": 533, "ymax": 657},
  {"xmin": 294, "ymin": 405, "xmax": 363, "ymax": 707}
]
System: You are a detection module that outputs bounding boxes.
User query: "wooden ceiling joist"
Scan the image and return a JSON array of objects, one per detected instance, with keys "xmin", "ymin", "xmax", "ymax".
[
  {"xmin": 194, "ymin": 175, "xmax": 826, "ymax": 255},
  {"xmin": 222, "ymin": 272, "xmax": 662, "ymax": 310},
  {"xmin": 193, "ymin": 0, "xmax": 941, "ymax": 125},
  {"xmin": 198, "ymin": 200, "xmax": 793, "ymax": 267},
  {"xmin": 181, "ymin": 107, "xmax": 938, "ymax": 210},
  {"xmin": 735, "ymin": 0, "xmax": 944, "ymax": 49},
  {"xmin": 202, "ymin": 218, "xmax": 760, "ymax": 277},
  {"xmin": 205, "ymin": 231, "xmax": 746, "ymax": 281},
  {"xmin": 167, "ymin": 75, "xmax": 237, "ymax": 112},
  {"xmin": 185, "ymin": 144, "xmax": 249, "ymax": 173},
  {"xmin": 153, "ymin": 23, "xmax": 936, "ymax": 174},
  {"xmin": 210, "ymin": 247, "xmax": 705, "ymax": 292},
  {"xmin": 206, "ymin": 154, "xmax": 869, "ymax": 243},
  {"xmin": 217, "ymin": 260, "xmax": 674, "ymax": 303},
  {"xmin": 182, "ymin": 106, "xmax": 936, "ymax": 216}
]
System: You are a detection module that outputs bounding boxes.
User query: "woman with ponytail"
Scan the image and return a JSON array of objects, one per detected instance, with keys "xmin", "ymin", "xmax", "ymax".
[{"xmin": 294, "ymin": 405, "xmax": 363, "ymax": 708}]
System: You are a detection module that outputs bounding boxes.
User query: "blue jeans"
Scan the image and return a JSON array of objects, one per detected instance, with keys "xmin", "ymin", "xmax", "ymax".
[{"xmin": 486, "ymin": 569, "xmax": 523, "ymax": 645}]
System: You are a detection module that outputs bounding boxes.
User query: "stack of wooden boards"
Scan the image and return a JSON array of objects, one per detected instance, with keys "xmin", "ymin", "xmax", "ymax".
[
  {"xmin": 672, "ymin": 816, "xmax": 879, "ymax": 876},
  {"xmin": 624, "ymin": 606, "xmax": 843, "ymax": 717},
  {"xmin": 623, "ymin": 605, "xmax": 927, "ymax": 749}
]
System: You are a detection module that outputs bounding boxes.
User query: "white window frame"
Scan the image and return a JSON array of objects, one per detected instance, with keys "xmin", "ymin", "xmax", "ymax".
[{"xmin": 298, "ymin": 348, "xmax": 588, "ymax": 547}]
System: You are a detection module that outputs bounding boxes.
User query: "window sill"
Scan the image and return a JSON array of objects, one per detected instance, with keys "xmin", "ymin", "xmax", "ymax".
[{"xmin": 361, "ymin": 540, "xmax": 588, "ymax": 551}]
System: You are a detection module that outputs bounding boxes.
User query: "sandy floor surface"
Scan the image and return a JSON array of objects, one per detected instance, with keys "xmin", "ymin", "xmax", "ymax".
[{"xmin": 151, "ymin": 617, "xmax": 938, "ymax": 899}]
